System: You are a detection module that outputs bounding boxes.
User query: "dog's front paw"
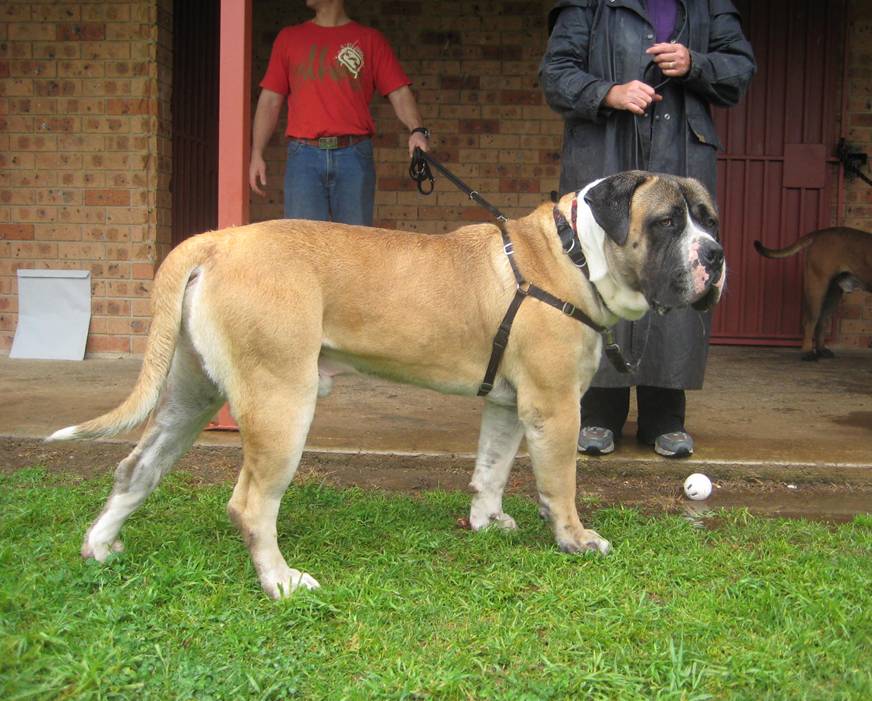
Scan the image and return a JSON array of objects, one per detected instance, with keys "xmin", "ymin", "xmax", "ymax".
[
  {"xmin": 469, "ymin": 510, "xmax": 518, "ymax": 532},
  {"xmin": 262, "ymin": 567, "xmax": 320, "ymax": 599},
  {"xmin": 81, "ymin": 537, "xmax": 124, "ymax": 562},
  {"xmin": 557, "ymin": 528, "xmax": 611, "ymax": 555}
]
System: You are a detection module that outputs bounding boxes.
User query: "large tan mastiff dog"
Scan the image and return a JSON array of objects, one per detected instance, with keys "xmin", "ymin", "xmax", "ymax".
[
  {"xmin": 754, "ymin": 227, "xmax": 871, "ymax": 360},
  {"xmin": 49, "ymin": 171, "xmax": 725, "ymax": 599}
]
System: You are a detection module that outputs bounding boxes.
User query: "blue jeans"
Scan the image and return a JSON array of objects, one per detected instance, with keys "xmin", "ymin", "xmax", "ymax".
[{"xmin": 283, "ymin": 139, "xmax": 375, "ymax": 226}]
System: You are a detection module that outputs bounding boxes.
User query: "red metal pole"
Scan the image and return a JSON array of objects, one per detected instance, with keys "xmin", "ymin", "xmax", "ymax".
[
  {"xmin": 210, "ymin": 0, "xmax": 252, "ymax": 430},
  {"xmin": 217, "ymin": 0, "xmax": 252, "ymax": 229}
]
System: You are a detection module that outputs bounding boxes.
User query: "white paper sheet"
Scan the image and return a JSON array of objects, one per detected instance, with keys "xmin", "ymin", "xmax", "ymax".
[{"xmin": 10, "ymin": 269, "xmax": 92, "ymax": 361}]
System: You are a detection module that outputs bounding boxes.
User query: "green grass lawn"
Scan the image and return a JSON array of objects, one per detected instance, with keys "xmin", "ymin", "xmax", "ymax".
[{"xmin": 1, "ymin": 467, "xmax": 870, "ymax": 700}]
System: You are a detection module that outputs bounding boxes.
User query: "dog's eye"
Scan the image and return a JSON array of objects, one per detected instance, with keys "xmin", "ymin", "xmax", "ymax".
[
  {"xmin": 660, "ymin": 217, "xmax": 674, "ymax": 228},
  {"xmin": 707, "ymin": 218, "xmax": 717, "ymax": 229}
]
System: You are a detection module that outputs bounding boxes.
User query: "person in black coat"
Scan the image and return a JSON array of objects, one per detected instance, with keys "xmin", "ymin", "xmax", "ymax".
[{"xmin": 539, "ymin": 0, "xmax": 755, "ymax": 457}]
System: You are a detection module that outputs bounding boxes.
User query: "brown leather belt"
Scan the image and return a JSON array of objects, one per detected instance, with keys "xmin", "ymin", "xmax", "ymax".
[{"xmin": 290, "ymin": 135, "xmax": 370, "ymax": 150}]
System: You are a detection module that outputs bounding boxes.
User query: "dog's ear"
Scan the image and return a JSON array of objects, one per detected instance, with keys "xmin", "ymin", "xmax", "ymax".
[{"xmin": 583, "ymin": 171, "xmax": 649, "ymax": 245}]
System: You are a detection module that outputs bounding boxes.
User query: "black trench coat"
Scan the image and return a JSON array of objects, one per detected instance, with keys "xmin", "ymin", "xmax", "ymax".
[{"xmin": 539, "ymin": 0, "xmax": 755, "ymax": 388}]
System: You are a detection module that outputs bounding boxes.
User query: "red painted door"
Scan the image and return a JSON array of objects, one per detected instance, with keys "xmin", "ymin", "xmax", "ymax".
[
  {"xmin": 711, "ymin": 0, "xmax": 846, "ymax": 345},
  {"xmin": 171, "ymin": 0, "xmax": 220, "ymax": 246}
]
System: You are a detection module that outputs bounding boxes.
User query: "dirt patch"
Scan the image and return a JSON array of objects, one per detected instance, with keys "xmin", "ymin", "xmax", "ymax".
[{"xmin": 4, "ymin": 436, "xmax": 871, "ymax": 523}]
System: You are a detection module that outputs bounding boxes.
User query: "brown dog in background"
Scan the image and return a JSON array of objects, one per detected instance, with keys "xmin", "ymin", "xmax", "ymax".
[{"xmin": 754, "ymin": 227, "xmax": 872, "ymax": 360}]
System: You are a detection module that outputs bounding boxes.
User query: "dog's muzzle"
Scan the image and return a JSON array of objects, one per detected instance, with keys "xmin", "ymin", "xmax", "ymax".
[{"xmin": 691, "ymin": 240, "xmax": 725, "ymax": 311}]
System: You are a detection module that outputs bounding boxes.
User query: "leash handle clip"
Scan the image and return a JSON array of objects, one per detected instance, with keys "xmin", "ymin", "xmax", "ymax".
[
  {"xmin": 602, "ymin": 329, "xmax": 636, "ymax": 374},
  {"xmin": 409, "ymin": 147, "xmax": 435, "ymax": 195}
]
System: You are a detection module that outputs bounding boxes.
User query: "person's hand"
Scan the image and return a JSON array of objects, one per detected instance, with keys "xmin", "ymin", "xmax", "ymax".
[
  {"xmin": 604, "ymin": 80, "xmax": 663, "ymax": 115},
  {"xmin": 249, "ymin": 152, "xmax": 267, "ymax": 197},
  {"xmin": 409, "ymin": 130, "xmax": 429, "ymax": 156},
  {"xmin": 647, "ymin": 42, "xmax": 692, "ymax": 78}
]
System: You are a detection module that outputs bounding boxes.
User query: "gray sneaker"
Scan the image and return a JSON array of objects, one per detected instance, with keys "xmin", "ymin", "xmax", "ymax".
[
  {"xmin": 578, "ymin": 426, "xmax": 615, "ymax": 455},
  {"xmin": 654, "ymin": 431, "xmax": 694, "ymax": 458}
]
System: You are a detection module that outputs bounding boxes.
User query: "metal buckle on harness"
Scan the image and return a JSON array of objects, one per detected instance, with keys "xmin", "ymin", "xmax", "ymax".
[
  {"xmin": 561, "ymin": 301, "xmax": 576, "ymax": 316},
  {"xmin": 503, "ymin": 241, "xmax": 514, "ymax": 256},
  {"xmin": 602, "ymin": 329, "xmax": 634, "ymax": 374},
  {"xmin": 493, "ymin": 326, "xmax": 510, "ymax": 350},
  {"xmin": 318, "ymin": 136, "xmax": 340, "ymax": 149}
]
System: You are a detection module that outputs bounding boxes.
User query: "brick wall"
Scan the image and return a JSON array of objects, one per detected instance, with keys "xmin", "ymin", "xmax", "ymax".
[
  {"xmin": 2, "ymin": 0, "xmax": 871, "ymax": 357},
  {"xmin": 837, "ymin": 0, "xmax": 872, "ymax": 349},
  {"xmin": 251, "ymin": 1, "xmax": 561, "ymax": 231},
  {"xmin": 0, "ymin": 0, "xmax": 169, "ymax": 355}
]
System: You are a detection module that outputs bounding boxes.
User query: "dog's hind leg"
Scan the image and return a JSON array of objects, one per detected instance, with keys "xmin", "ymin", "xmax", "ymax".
[
  {"xmin": 517, "ymin": 384, "xmax": 611, "ymax": 556},
  {"xmin": 801, "ymin": 277, "xmax": 829, "ymax": 361},
  {"xmin": 82, "ymin": 340, "xmax": 223, "ymax": 562},
  {"xmin": 469, "ymin": 401, "xmax": 524, "ymax": 531},
  {"xmin": 814, "ymin": 279, "xmax": 846, "ymax": 359},
  {"xmin": 226, "ymin": 368, "xmax": 320, "ymax": 599}
]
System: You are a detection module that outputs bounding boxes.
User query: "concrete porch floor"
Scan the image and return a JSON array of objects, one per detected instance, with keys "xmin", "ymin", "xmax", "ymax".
[{"xmin": 2, "ymin": 345, "xmax": 871, "ymax": 476}]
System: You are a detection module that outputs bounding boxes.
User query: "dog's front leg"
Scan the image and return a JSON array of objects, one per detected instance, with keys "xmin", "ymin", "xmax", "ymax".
[
  {"xmin": 469, "ymin": 400, "xmax": 525, "ymax": 531},
  {"xmin": 518, "ymin": 389, "xmax": 611, "ymax": 555}
]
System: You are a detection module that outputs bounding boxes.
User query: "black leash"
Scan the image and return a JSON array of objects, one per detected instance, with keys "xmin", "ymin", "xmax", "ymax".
[
  {"xmin": 410, "ymin": 147, "xmax": 509, "ymax": 222},
  {"xmin": 408, "ymin": 149, "xmax": 636, "ymax": 396}
]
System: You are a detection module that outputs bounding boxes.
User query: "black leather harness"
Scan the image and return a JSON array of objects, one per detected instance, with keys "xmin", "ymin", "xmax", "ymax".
[
  {"xmin": 407, "ymin": 148, "xmax": 636, "ymax": 398},
  {"xmin": 477, "ymin": 206, "xmax": 634, "ymax": 396}
]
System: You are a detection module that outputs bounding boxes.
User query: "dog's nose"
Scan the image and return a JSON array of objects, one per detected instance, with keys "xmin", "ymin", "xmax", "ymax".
[{"xmin": 703, "ymin": 244, "xmax": 724, "ymax": 270}]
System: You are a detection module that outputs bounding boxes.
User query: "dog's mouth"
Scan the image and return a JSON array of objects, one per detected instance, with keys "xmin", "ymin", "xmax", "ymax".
[
  {"xmin": 691, "ymin": 281, "xmax": 723, "ymax": 311},
  {"xmin": 650, "ymin": 262, "xmax": 724, "ymax": 314}
]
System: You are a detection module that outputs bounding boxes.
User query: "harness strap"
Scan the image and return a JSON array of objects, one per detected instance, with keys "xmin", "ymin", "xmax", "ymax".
[
  {"xmin": 552, "ymin": 204, "xmax": 589, "ymax": 273},
  {"xmin": 602, "ymin": 329, "xmax": 637, "ymax": 374},
  {"xmin": 526, "ymin": 285, "xmax": 635, "ymax": 374},
  {"xmin": 496, "ymin": 218, "xmax": 525, "ymax": 287},
  {"xmin": 407, "ymin": 154, "xmax": 639, "ymax": 395},
  {"xmin": 525, "ymin": 284, "xmax": 605, "ymax": 333},
  {"xmin": 477, "ymin": 218, "xmax": 637, "ymax": 396},
  {"xmin": 477, "ymin": 288, "xmax": 528, "ymax": 396}
]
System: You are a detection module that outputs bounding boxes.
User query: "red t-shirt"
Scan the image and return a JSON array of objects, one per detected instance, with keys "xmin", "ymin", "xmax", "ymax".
[{"xmin": 260, "ymin": 21, "xmax": 411, "ymax": 139}]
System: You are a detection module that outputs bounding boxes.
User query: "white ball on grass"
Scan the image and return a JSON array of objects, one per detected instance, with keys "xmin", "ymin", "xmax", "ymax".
[{"xmin": 683, "ymin": 473, "xmax": 712, "ymax": 501}]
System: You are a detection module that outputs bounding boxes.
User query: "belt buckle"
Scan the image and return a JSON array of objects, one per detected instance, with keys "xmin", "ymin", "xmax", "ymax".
[{"xmin": 318, "ymin": 136, "xmax": 339, "ymax": 150}]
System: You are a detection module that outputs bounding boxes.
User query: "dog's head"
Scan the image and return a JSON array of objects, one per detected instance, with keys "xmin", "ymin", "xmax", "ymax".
[{"xmin": 580, "ymin": 171, "xmax": 725, "ymax": 314}]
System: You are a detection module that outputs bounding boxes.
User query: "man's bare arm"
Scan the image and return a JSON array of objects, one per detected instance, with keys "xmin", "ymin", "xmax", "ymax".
[
  {"xmin": 249, "ymin": 89, "xmax": 284, "ymax": 196},
  {"xmin": 387, "ymin": 85, "xmax": 429, "ymax": 156}
]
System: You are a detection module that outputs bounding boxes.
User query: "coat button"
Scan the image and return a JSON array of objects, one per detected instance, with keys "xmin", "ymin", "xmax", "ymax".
[
  {"xmin": 664, "ymin": 113, "xmax": 671, "ymax": 120},
  {"xmin": 646, "ymin": 33, "xmax": 654, "ymax": 40}
]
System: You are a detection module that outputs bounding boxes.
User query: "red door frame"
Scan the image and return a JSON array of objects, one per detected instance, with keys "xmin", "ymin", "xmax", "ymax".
[
  {"xmin": 710, "ymin": 0, "xmax": 848, "ymax": 346},
  {"xmin": 210, "ymin": 0, "xmax": 252, "ymax": 430}
]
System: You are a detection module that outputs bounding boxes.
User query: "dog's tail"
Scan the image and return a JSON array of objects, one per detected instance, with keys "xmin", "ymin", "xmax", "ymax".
[
  {"xmin": 753, "ymin": 233, "xmax": 817, "ymax": 259},
  {"xmin": 46, "ymin": 235, "xmax": 209, "ymax": 442}
]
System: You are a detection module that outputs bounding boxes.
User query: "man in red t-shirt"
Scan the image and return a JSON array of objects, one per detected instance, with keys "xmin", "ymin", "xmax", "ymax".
[{"xmin": 249, "ymin": 0, "xmax": 430, "ymax": 226}]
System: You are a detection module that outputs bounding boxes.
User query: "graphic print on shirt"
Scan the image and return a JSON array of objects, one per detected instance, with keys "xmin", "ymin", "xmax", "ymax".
[
  {"xmin": 296, "ymin": 42, "xmax": 364, "ymax": 91},
  {"xmin": 336, "ymin": 42, "xmax": 364, "ymax": 79}
]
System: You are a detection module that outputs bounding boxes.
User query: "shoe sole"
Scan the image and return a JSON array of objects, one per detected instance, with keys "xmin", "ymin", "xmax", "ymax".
[
  {"xmin": 578, "ymin": 444, "xmax": 615, "ymax": 455},
  {"xmin": 654, "ymin": 445, "xmax": 693, "ymax": 458}
]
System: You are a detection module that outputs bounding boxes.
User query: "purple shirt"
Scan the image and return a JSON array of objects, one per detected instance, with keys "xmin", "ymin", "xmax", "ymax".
[{"xmin": 646, "ymin": 0, "xmax": 679, "ymax": 43}]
